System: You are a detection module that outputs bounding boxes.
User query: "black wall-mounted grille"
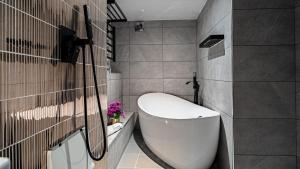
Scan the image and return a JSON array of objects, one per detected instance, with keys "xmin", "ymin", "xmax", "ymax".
[
  {"xmin": 107, "ymin": 0, "xmax": 127, "ymax": 61},
  {"xmin": 107, "ymin": 0, "xmax": 127, "ymax": 22},
  {"xmin": 199, "ymin": 35, "xmax": 224, "ymax": 48},
  {"xmin": 107, "ymin": 23, "xmax": 116, "ymax": 61}
]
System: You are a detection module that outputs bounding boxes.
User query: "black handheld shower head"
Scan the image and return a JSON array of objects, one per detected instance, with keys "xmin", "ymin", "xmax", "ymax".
[
  {"xmin": 82, "ymin": 4, "xmax": 107, "ymax": 162},
  {"xmin": 83, "ymin": 5, "xmax": 93, "ymax": 41}
]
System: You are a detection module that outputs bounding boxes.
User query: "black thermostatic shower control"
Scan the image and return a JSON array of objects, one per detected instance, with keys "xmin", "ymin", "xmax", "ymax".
[{"xmin": 59, "ymin": 26, "xmax": 80, "ymax": 65}]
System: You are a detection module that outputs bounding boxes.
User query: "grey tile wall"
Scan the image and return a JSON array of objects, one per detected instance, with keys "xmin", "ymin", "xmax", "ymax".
[
  {"xmin": 196, "ymin": 0, "xmax": 233, "ymax": 169},
  {"xmin": 111, "ymin": 20, "xmax": 197, "ymax": 112},
  {"xmin": 233, "ymin": 46, "xmax": 295, "ymax": 81},
  {"xmin": 233, "ymin": 9, "xmax": 294, "ymax": 46},
  {"xmin": 234, "ymin": 82, "xmax": 295, "ymax": 119},
  {"xmin": 296, "ymin": 2, "xmax": 300, "ymax": 169},
  {"xmin": 233, "ymin": 0, "xmax": 296, "ymax": 168},
  {"xmin": 234, "ymin": 119, "xmax": 296, "ymax": 155},
  {"xmin": 163, "ymin": 44, "xmax": 196, "ymax": 61},
  {"xmin": 233, "ymin": 0, "xmax": 294, "ymax": 9},
  {"xmin": 0, "ymin": 0, "xmax": 108, "ymax": 168},
  {"xmin": 107, "ymin": 73, "xmax": 122, "ymax": 103},
  {"xmin": 235, "ymin": 155, "xmax": 296, "ymax": 169}
]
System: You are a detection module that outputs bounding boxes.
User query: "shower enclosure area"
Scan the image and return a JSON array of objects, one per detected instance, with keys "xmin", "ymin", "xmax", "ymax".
[{"xmin": 0, "ymin": 0, "xmax": 108, "ymax": 168}]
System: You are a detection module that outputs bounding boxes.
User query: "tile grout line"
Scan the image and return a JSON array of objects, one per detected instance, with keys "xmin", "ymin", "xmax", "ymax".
[{"xmin": 133, "ymin": 140, "xmax": 141, "ymax": 169}]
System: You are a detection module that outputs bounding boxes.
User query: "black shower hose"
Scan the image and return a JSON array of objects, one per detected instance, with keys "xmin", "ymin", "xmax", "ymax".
[{"xmin": 82, "ymin": 43, "xmax": 107, "ymax": 161}]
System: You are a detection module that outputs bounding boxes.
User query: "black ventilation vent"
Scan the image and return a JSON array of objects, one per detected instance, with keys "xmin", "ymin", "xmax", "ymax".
[{"xmin": 199, "ymin": 35, "xmax": 224, "ymax": 48}]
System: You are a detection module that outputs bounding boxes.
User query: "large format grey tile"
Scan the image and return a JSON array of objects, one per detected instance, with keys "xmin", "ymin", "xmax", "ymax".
[
  {"xmin": 163, "ymin": 27, "xmax": 196, "ymax": 44},
  {"xmin": 215, "ymin": 113, "xmax": 233, "ymax": 169},
  {"xmin": 130, "ymin": 79, "xmax": 163, "ymax": 96},
  {"xmin": 296, "ymin": 83, "xmax": 300, "ymax": 119},
  {"xmin": 233, "ymin": 0, "xmax": 294, "ymax": 9},
  {"xmin": 116, "ymin": 45, "xmax": 130, "ymax": 61},
  {"xmin": 129, "ymin": 96, "xmax": 139, "ymax": 112},
  {"xmin": 111, "ymin": 62, "xmax": 130, "ymax": 78},
  {"xmin": 136, "ymin": 154, "xmax": 163, "ymax": 168},
  {"xmin": 298, "ymin": 157, "xmax": 300, "ymax": 169},
  {"xmin": 233, "ymin": 46, "xmax": 295, "ymax": 81},
  {"xmin": 201, "ymin": 80, "xmax": 233, "ymax": 117},
  {"xmin": 117, "ymin": 153, "xmax": 138, "ymax": 168},
  {"xmin": 234, "ymin": 82, "xmax": 295, "ymax": 119},
  {"xmin": 162, "ymin": 20, "xmax": 196, "ymax": 28},
  {"xmin": 130, "ymin": 62, "xmax": 163, "ymax": 79},
  {"xmin": 233, "ymin": 9, "xmax": 294, "ymax": 45},
  {"xmin": 163, "ymin": 44, "xmax": 196, "ymax": 61},
  {"xmin": 130, "ymin": 45, "xmax": 163, "ymax": 61},
  {"xmin": 179, "ymin": 95, "xmax": 194, "ymax": 102},
  {"xmin": 234, "ymin": 155, "xmax": 296, "ymax": 169},
  {"xmin": 296, "ymin": 7, "xmax": 300, "ymax": 44},
  {"xmin": 297, "ymin": 120, "xmax": 300, "ymax": 158},
  {"xmin": 297, "ymin": 45, "xmax": 300, "ymax": 81},
  {"xmin": 130, "ymin": 28, "xmax": 162, "ymax": 44},
  {"xmin": 198, "ymin": 48, "xmax": 232, "ymax": 81},
  {"xmin": 123, "ymin": 142, "xmax": 141, "ymax": 154},
  {"xmin": 234, "ymin": 119, "xmax": 296, "ymax": 155},
  {"xmin": 112, "ymin": 22, "xmax": 129, "ymax": 28},
  {"xmin": 297, "ymin": 0, "xmax": 300, "ymax": 7},
  {"xmin": 163, "ymin": 79, "xmax": 194, "ymax": 96},
  {"xmin": 129, "ymin": 21, "xmax": 163, "ymax": 28},
  {"xmin": 163, "ymin": 62, "xmax": 197, "ymax": 79},
  {"xmin": 122, "ymin": 79, "xmax": 129, "ymax": 96},
  {"xmin": 197, "ymin": 0, "xmax": 231, "ymax": 36},
  {"xmin": 116, "ymin": 28, "xmax": 130, "ymax": 44}
]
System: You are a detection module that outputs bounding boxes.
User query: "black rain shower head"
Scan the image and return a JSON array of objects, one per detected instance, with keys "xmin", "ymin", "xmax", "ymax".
[{"xmin": 135, "ymin": 22, "xmax": 144, "ymax": 32}]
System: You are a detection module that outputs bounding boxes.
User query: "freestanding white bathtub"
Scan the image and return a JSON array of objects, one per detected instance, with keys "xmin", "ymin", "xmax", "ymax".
[{"xmin": 138, "ymin": 93, "xmax": 220, "ymax": 169}]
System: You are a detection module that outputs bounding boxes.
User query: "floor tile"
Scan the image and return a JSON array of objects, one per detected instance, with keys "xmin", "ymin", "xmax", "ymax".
[
  {"xmin": 124, "ymin": 143, "xmax": 142, "ymax": 154},
  {"xmin": 136, "ymin": 155, "xmax": 163, "ymax": 169},
  {"xmin": 129, "ymin": 135, "xmax": 135, "ymax": 143},
  {"xmin": 117, "ymin": 153, "xmax": 139, "ymax": 168},
  {"xmin": 117, "ymin": 136, "xmax": 162, "ymax": 169}
]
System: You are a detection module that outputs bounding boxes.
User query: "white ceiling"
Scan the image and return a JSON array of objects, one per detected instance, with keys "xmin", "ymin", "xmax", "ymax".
[{"xmin": 116, "ymin": 0, "xmax": 207, "ymax": 21}]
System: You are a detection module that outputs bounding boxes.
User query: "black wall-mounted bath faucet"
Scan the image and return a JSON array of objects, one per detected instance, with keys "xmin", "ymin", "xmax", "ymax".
[{"xmin": 186, "ymin": 72, "xmax": 200, "ymax": 104}]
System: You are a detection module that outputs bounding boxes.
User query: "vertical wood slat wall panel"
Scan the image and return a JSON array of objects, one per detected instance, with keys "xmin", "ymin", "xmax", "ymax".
[{"xmin": 0, "ymin": 0, "xmax": 107, "ymax": 168}]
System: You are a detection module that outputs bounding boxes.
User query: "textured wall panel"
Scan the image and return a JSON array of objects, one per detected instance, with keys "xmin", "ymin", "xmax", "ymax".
[{"xmin": 0, "ymin": 0, "xmax": 107, "ymax": 168}]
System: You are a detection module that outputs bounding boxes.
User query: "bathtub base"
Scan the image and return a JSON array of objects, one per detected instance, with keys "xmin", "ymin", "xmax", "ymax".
[{"xmin": 138, "ymin": 93, "xmax": 220, "ymax": 169}]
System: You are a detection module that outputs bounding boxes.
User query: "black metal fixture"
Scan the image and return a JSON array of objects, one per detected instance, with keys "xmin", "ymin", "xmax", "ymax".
[
  {"xmin": 135, "ymin": 22, "xmax": 144, "ymax": 32},
  {"xmin": 186, "ymin": 72, "xmax": 200, "ymax": 104},
  {"xmin": 107, "ymin": 0, "xmax": 127, "ymax": 23},
  {"xmin": 107, "ymin": 0, "xmax": 127, "ymax": 62},
  {"xmin": 59, "ymin": 26, "xmax": 81, "ymax": 64},
  {"xmin": 58, "ymin": 5, "xmax": 107, "ymax": 161},
  {"xmin": 107, "ymin": 24, "xmax": 116, "ymax": 62},
  {"xmin": 199, "ymin": 35, "xmax": 224, "ymax": 48}
]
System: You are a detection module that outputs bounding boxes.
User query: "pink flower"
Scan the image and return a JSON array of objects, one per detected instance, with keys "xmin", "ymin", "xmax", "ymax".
[{"xmin": 107, "ymin": 100, "xmax": 125, "ymax": 118}]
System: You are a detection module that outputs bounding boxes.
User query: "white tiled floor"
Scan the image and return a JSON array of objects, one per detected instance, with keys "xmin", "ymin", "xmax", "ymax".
[{"xmin": 117, "ymin": 136, "xmax": 163, "ymax": 169}]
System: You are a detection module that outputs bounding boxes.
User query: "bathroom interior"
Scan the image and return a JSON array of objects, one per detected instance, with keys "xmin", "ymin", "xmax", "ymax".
[{"xmin": 0, "ymin": 0, "xmax": 299, "ymax": 168}]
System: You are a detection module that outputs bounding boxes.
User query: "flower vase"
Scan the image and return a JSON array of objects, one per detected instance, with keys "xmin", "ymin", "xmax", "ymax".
[{"xmin": 113, "ymin": 113, "xmax": 121, "ymax": 124}]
